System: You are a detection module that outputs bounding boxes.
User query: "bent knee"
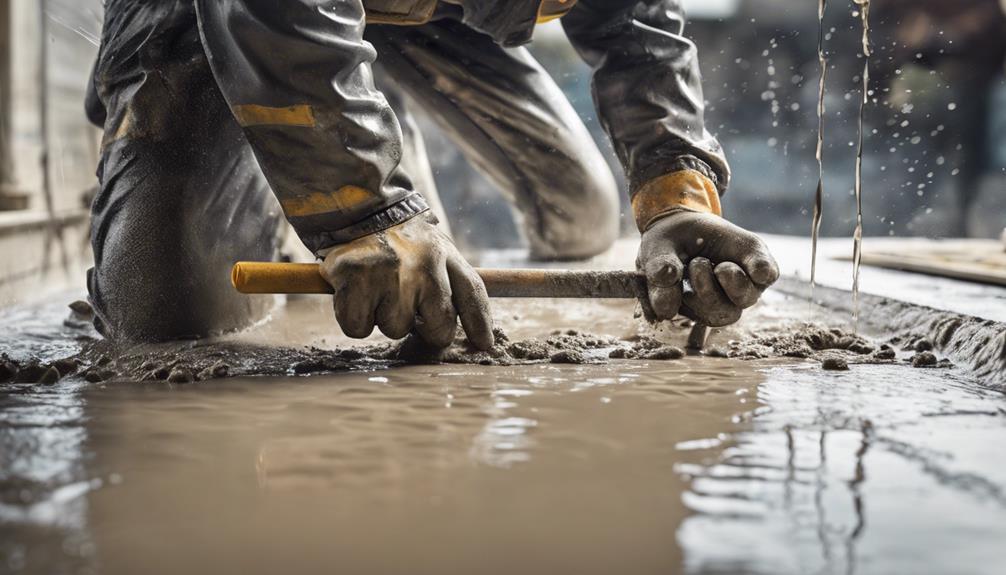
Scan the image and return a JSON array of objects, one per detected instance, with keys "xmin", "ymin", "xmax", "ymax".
[
  {"xmin": 528, "ymin": 164, "xmax": 622, "ymax": 260},
  {"xmin": 89, "ymin": 254, "xmax": 274, "ymax": 342}
]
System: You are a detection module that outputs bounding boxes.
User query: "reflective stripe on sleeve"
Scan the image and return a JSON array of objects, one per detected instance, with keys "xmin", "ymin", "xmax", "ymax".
[
  {"xmin": 232, "ymin": 104, "xmax": 317, "ymax": 128},
  {"xmin": 280, "ymin": 186, "xmax": 374, "ymax": 217}
]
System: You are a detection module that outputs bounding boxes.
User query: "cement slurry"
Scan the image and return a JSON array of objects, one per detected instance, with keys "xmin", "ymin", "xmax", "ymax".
[{"xmin": 2, "ymin": 236, "xmax": 1006, "ymax": 574}]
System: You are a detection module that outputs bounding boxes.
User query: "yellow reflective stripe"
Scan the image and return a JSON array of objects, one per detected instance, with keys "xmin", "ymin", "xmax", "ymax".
[
  {"xmin": 632, "ymin": 170, "xmax": 723, "ymax": 232},
  {"xmin": 113, "ymin": 111, "xmax": 133, "ymax": 140},
  {"xmin": 537, "ymin": 0, "xmax": 576, "ymax": 23},
  {"xmin": 281, "ymin": 186, "xmax": 373, "ymax": 217},
  {"xmin": 232, "ymin": 104, "xmax": 317, "ymax": 128},
  {"xmin": 101, "ymin": 104, "xmax": 141, "ymax": 148}
]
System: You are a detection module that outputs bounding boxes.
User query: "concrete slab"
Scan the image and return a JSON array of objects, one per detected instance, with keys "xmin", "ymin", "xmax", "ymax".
[{"xmin": 764, "ymin": 235, "xmax": 1006, "ymax": 323}]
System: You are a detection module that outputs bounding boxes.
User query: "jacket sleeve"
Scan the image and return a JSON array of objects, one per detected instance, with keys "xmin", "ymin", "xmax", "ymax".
[
  {"xmin": 562, "ymin": 0, "xmax": 730, "ymax": 229},
  {"xmin": 195, "ymin": 0, "xmax": 428, "ymax": 255}
]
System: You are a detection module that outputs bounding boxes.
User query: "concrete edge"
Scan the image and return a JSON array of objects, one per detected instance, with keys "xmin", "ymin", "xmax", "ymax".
[{"xmin": 774, "ymin": 275, "xmax": 1006, "ymax": 389}]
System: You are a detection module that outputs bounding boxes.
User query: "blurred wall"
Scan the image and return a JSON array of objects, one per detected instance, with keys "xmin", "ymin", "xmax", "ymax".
[{"xmin": 0, "ymin": 0, "xmax": 101, "ymax": 303}]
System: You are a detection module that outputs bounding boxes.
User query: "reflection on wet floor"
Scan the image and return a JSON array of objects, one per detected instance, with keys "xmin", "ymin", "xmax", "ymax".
[
  {"xmin": 2, "ymin": 294, "xmax": 1006, "ymax": 574},
  {"xmin": 679, "ymin": 364, "xmax": 1006, "ymax": 575},
  {"xmin": 4, "ymin": 359, "xmax": 1006, "ymax": 574},
  {"xmin": 3, "ymin": 359, "xmax": 762, "ymax": 575}
]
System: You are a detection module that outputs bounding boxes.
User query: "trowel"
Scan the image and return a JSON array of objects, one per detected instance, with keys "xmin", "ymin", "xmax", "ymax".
[{"xmin": 231, "ymin": 262, "xmax": 710, "ymax": 351}]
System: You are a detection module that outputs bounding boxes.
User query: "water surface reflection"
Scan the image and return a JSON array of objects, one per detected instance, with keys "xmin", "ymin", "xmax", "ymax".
[{"xmin": 678, "ymin": 365, "xmax": 1006, "ymax": 575}]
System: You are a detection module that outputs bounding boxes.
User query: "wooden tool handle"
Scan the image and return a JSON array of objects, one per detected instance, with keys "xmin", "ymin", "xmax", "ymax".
[
  {"xmin": 231, "ymin": 262, "xmax": 331, "ymax": 295},
  {"xmin": 231, "ymin": 262, "xmax": 710, "ymax": 350},
  {"xmin": 231, "ymin": 262, "xmax": 645, "ymax": 299}
]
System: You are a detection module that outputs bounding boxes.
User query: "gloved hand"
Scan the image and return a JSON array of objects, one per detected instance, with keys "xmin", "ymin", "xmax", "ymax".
[
  {"xmin": 320, "ymin": 214, "xmax": 494, "ymax": 350},
  {"xmin": 637, "ymin": 209, "xmax": 780, "ymax": 327}
]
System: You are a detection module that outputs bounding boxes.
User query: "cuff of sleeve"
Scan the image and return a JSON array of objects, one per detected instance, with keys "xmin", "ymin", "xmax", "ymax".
[
  {"xmin": 631, "ymin": 169, "xmax": 722, "ymax": 232},
  {"xmin": 300, "ymin": 194, "xmax": 430, "ymax": 255}
]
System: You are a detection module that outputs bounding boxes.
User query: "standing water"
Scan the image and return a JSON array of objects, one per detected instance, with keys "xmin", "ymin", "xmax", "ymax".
[{"xmin": 851, "ymin": 0, "xmax": 871, "ymax": 325}]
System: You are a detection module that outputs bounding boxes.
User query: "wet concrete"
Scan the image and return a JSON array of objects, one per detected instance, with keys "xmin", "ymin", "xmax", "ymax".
[
  {"xmin": 2, "ymin": 285, "xmax": 1006, "ymax": 574},
  {"xmin": 678, "ymin": 363, "xmax": 1006, "ymax": 574},
  {"xmin": 2, "ymin": 359, "xmax": 765, "ymax": 575}
]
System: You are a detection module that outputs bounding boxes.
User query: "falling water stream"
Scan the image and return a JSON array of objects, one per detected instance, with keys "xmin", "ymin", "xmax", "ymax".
[
  {"xmin": 851, "ymin": 0, "xmax": 871, "ymax": 325},
  {"xmin": 812, "ymin": 0, "xmax": 873, "ymax": 326},
  {"xmin": 810, "ymin": 0, "xmax": 828, "ymax": 296}
]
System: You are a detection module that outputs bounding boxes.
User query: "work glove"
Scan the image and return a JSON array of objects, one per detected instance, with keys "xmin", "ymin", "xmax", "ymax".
[
  {"xmin": 635, "ymin": 171, "xmax": 776, "ymax": 327},
  {"xmin": 320, "ymin": 214, "xmax": 494, "ymax": 350}
]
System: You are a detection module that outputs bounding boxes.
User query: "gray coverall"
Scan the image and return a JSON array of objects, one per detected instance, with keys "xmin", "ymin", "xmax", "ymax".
[{"xmin": 86, "ymin": 0, "xmax": 729, "ymax": 341}]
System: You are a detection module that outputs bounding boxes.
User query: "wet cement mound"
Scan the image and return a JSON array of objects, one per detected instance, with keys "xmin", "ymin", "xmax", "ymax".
[
  {"xmin": 716, "ymin": 322, "xmax": 954, "ymax": 372},
  {"xmin": 774, "ymin": 277, "xmax": 1005, "ymax": 386},
  {"xmin": 1, "ymin": 324, "xmax": 954, "ymax": 387},
  {"xmin": 0, "ymin": 343, "xmax": 369, "ymax": 385},
  {"xmin": 0, "ymin": 326, "xmax": 692, "ymax": 385},
  {"xmin": 0, "ymin": 297, "xmax": 963, "ymax": 387},
  {"xmin": 391, "ymin": 328, "xmax": 686, "ymax": 366}
]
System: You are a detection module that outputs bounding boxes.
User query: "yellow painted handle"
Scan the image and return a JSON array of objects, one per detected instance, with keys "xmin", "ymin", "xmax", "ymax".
[
  {"xmin": 231, "ymin": 262, "xmax": 706, "ymax": 344},
  {"xmin": 231, "ymin": 262, "xmax": 333, "ymax": 294},
  {"xmin": 231, "ymin": 261, "xmax": 645, "ymax": 299}
]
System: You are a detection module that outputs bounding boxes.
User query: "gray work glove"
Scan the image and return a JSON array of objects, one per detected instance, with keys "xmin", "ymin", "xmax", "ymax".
[
  {"xmin": 320, "ymin": 214, "xmax": 494, "ymax": 350},
  {"xmin": 636, "ymin": 210, "xmax": 780, "ymax": 327}
]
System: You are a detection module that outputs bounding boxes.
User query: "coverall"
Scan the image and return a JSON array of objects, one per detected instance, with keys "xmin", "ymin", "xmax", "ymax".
[{"xmin": 86, "ymin": 0, "xmax": 731, "ymax": 342}]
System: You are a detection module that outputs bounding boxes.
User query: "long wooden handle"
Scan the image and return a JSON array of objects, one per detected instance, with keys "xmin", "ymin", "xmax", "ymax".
[
  {"xmin": 231, "ymin": 261, "xmax": 711, "ymax": 350},
  {"xmin": 231, "ymin": 261, "xmax": 646, "ymax": 299}
]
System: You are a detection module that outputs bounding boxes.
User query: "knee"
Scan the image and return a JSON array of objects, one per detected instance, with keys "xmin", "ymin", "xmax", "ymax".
[
  {"xmin": 530, "ymin": 161, "xmax": 621, "ymax": 261},
  {"xmin": 89, "ymin": 227, "xmax": 276, "ymax": 342},
  {"xmin": 88, "ymin": 141, "xmax": 280, "ymax": 342}
]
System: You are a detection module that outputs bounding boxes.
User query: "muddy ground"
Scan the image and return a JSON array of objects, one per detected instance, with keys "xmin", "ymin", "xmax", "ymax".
[
  {"xmin": 1, "ymin": 293, "xmax": 959, "ymax": 387},
  {"xmin": 3, "ymin": 276, "xmax": 1004, "ymax": 575}
]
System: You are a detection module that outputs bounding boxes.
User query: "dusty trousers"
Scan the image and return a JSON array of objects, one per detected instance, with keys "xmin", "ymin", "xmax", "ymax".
[
  {"xmin": 366, "ymin": 15, "xmax": 621, "ymax": 260},
  {"xmin": 86, "ymin": 0, "xmax": 619, "ymax": 342},
  {"xmin": 86, "ymin": 1, "xmax": 283, "ymax": 342}
]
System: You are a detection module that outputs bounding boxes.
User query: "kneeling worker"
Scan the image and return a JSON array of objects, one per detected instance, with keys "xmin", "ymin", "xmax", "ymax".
[{"xmin": 85, "ymin": 0, "xmax": 780, "ymax": 348}]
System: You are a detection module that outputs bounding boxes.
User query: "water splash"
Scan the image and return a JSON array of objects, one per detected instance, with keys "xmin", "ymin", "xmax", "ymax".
[
  {"xmin": 43, "ymin": 9, "xmax": 100, "ymax": 47},
  {"xmin": 851, "ymin": 0, "xmax": 871, "ymax": 327},
  {"xmin": 810, "ymin": 0, "xmax": 828, "ymax": 299}
]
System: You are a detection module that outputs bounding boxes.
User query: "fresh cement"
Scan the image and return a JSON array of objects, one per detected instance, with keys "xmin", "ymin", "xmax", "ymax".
[
  {"xmin": 0, "ymin": 291, "xmax": 966, "ymax": 387},
  {"xmin": 2, "ymin": 285, "xmax": 1005, "ymax": 575}
]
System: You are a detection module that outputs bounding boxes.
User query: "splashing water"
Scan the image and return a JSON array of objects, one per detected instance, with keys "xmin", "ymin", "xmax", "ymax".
[
  {"xmin": 851, "ymin": 0, "xmax": 871, "ymax": 326},
  {"xmin": 810, "ymin": 0, "xmax": 828, "ymax": 297}
]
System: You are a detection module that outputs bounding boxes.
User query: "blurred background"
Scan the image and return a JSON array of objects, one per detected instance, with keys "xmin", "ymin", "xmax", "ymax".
[{"xmin": 1, "ymin": 0, "xmax": 1004, "ymax": 292}]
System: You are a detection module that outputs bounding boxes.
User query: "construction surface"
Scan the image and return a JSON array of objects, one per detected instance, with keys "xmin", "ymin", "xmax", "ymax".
[
  {"xmin": 835, "ymin": 238, "xmax": 1006, "ymax": 287},
  {"xmin": 2, "ymin": 237, "xmax": 1005, "ymax": 574}
]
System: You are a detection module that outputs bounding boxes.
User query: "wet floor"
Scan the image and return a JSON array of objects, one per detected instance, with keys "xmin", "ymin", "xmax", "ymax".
[{"xmin": 2, "ymin": 294, "xmax": 1006, "ymax": 574}]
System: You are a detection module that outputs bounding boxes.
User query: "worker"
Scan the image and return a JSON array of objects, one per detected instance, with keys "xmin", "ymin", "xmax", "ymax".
[{"xmin": 84, "ymin": 0, "xmax": 779, "ymax": 348}]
